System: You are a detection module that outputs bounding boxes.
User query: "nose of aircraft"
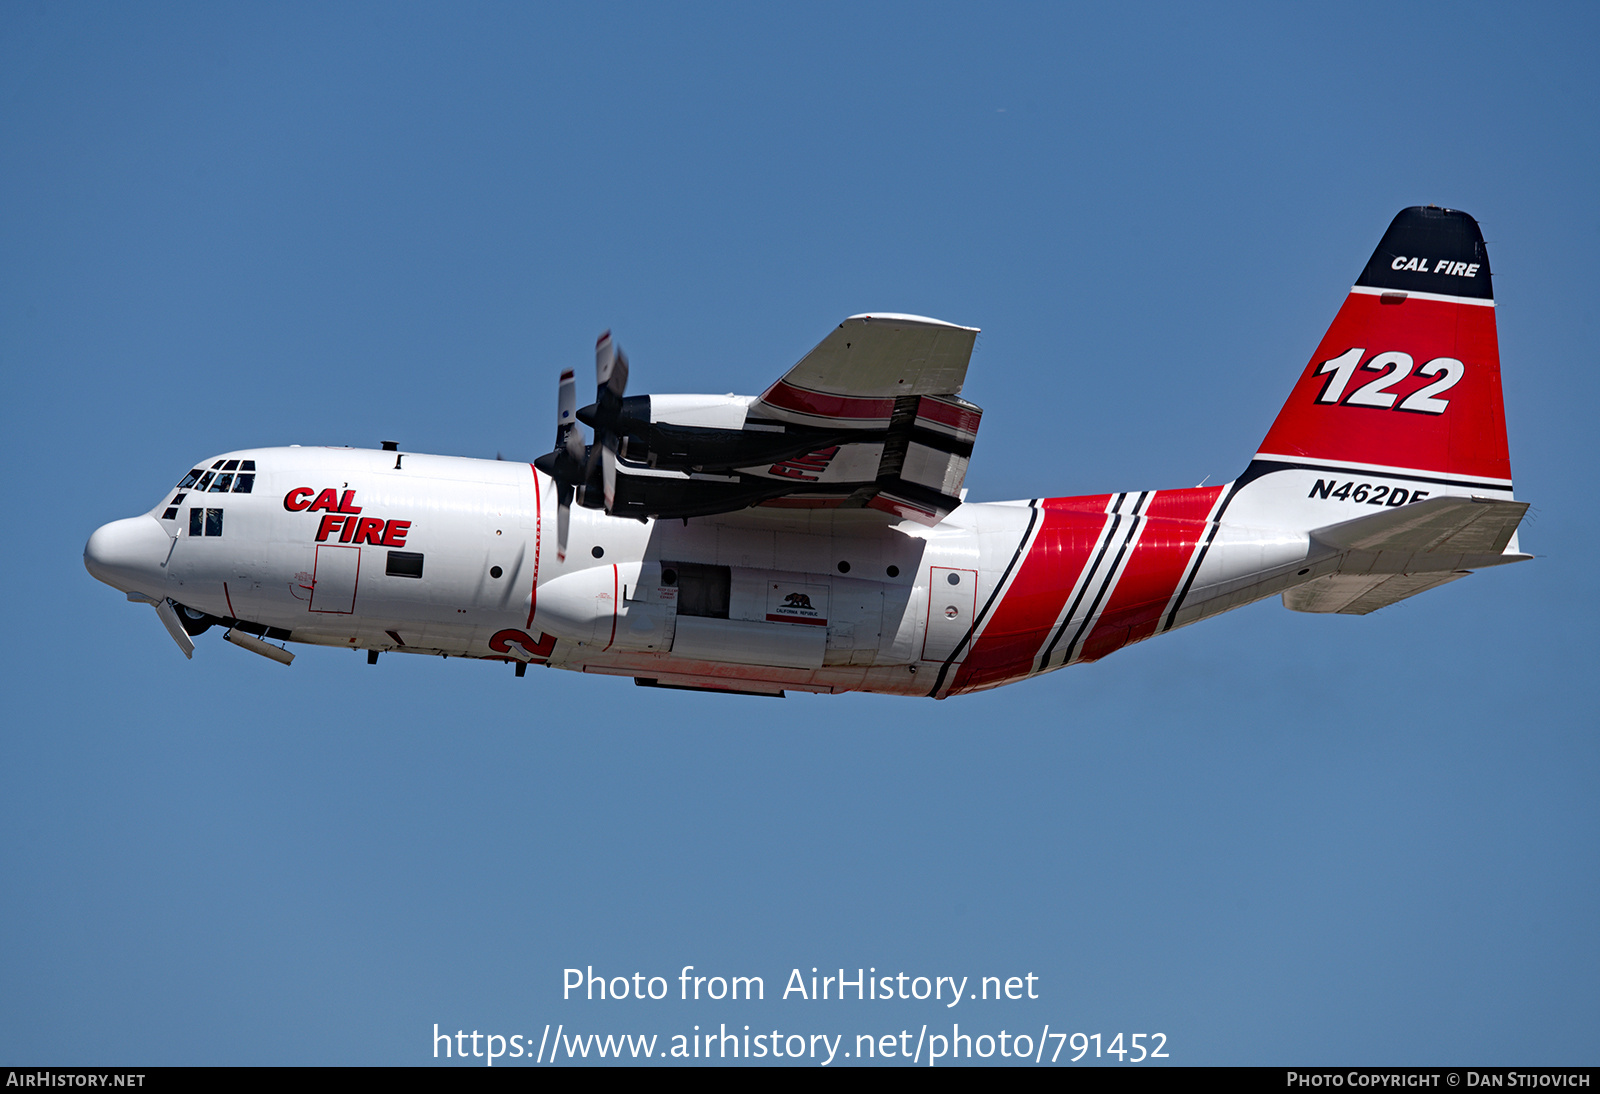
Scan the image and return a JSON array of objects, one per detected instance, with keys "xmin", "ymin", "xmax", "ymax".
[{"xmin": 84, "ymin": 515, "xmax": 171, "ymax": 595}]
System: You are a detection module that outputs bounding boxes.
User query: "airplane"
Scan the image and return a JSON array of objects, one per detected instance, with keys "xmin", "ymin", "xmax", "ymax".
[{"xmin": 84, "ymin": 207, "xmax": 1529, "ymax": 699}]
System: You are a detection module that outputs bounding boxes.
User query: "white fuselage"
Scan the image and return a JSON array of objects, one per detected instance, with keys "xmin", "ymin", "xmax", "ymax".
[
  {"xmin": 90, "ymin": 446, "xmax": 1034, "ymax": 696},
  {"xmin": 84, "ymin": 444, "xmax": 1520, "ymax": 698}
]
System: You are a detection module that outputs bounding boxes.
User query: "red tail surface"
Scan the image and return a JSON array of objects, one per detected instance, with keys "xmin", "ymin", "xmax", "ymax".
[{"xmin": 1256, "ymin": 207, "xmax": 1510, "ymax": 486}]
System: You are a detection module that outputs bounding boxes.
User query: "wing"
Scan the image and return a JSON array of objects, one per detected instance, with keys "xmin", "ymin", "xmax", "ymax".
[
  {"xmin": 597, "ymin": 314, "xmax": 984, "ymax": 526},
  {"xmin": 754, "ymin": 313, "xmax": 979, "ymax": 427},
  {"xmin": 744, "ymin": 314, "xmax": 983, "ymax": 523}
]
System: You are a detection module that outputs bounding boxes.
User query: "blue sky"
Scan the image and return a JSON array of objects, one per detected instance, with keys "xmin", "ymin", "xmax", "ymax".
[{"xmin": 3, "ymin": 2, "xmax": 1596, "ymax": 1065}]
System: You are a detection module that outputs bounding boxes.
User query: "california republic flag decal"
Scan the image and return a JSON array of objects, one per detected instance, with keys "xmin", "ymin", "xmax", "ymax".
[{"xmin": 766, "ymin": 581, "xmax": 829, "ymax": 626}]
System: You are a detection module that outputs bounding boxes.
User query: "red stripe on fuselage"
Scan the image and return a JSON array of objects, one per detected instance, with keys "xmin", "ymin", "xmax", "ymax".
[
  {"xmin": 949, "ymin": 495, "xmax": 1111, "ymax": 693},
  {"xmin": 1076, "ymin": 486, "xmax": 1223, "ymax": 663}
]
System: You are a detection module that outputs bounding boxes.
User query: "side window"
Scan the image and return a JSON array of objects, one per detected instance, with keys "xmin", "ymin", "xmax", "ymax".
[
  {"xmin": 386, "ymin": 551, "xmax": 424, "ymax": 578},
  {"xmin": 210, "ymin": 473, "xmax": 233, "ymax": 493},
  {"xmin": 190, "ymin": 508, "xmax": 225, "ymax": 536},
  {"xmin": 232, "ymin": 473, "xmax": 254, "ymax": 493}
]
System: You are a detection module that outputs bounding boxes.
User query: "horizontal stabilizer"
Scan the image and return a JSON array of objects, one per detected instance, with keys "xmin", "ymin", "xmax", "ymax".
[
  {"xmin": 1310, "ymin": 495, "xmax": 1528, "ymax": 555},
  {"xmin": 1284, "ymin": 571, "xmax": 1469, "ymax": 615},
  {"xmin": 1285, "ymin": 495, "xmax": 1529, "ymax": 614}
]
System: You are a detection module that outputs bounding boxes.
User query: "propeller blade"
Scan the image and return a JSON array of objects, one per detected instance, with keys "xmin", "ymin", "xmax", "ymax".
[
  {"xmin": 556, "ymin": 368, "xmax": 577, "ymax": 449},
  {"xmin": 556, "ymin": 481, "xmax": 573, "ymax": 562},
  {"xmin": 596, "ymin": 331, "xmax": 616, "ymax": 387},
  {"xmin": 587, "ymin": 332, "xmax": 628, "ymax": 492},
  {"xmin": 546, "ymin": 362, "xmax": 588, "ymax": 560},
  {"xmin": 595, "ymin": 331, "xmax": 628, "ymax": 397},
  {"xmin": 606, "ymin": 347, "xmax": 628, "ymax": 398}
]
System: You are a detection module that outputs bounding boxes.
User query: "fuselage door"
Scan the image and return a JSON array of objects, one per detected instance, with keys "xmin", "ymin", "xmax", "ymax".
[
  {"xmin": 309, "ymin": 544, "xmax": 360, "ymax": 614},
  {"xmin": 826, "ymin": 580, "xmax": 883, "ymax": 665}
]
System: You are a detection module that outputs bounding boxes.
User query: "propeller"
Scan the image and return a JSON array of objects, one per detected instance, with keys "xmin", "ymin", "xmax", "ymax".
[
  {"xmin": 586, "ymin": 332, "xmax": 629, "ymax": 512},
  {"xmin": 550, "ymin": 367, "xmax": 585, "ymax": 561},
  {"xmin": 544, "ymin": 332, "xmax": 629, "ymax": 561}
]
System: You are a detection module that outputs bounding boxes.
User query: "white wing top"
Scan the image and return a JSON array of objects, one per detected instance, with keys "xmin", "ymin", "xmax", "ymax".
[{"xmin": 754, "ymin": 314, "xmax": 979, "ymax": 427}]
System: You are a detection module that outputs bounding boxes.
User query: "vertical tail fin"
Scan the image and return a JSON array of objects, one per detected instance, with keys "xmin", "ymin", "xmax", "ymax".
[
  {"xmin": 1227, "ymin": 207, "xmax": 1515, "ymax": 535},
  {"xmin": 1161, "ymin": 210, "xmax": 1525, "ymax": 630},
  {"xmin": 1256, "ymin": 206, "xmax": 1510, "ymax": 486}
]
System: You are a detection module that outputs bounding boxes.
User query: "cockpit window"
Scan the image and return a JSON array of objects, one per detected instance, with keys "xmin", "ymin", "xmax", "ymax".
[{"xmin": 181, "ymin": 460, "xmax": 256, "ymax": 491}]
